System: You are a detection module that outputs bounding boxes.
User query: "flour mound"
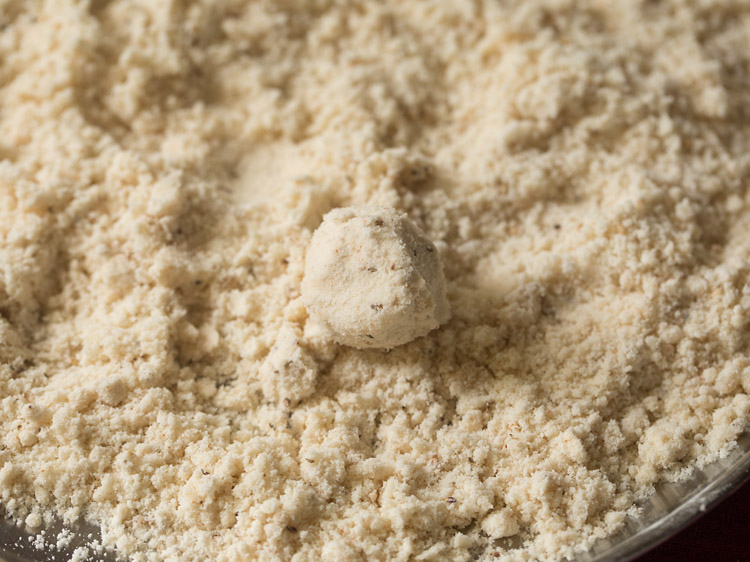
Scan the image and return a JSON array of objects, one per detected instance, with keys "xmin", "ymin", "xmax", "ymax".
[
  {"xmin": 1, "ymin": 2, "xmax": 749, "ymax": 562},
  {"xmin": 302, "ymin": 206, "xmax": 449, "ymax": 349}
]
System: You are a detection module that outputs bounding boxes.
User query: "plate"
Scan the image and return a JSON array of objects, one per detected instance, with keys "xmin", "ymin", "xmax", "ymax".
[{"xmin": 2, "ymin": 432, "xmax": 750, "ymax": 562}]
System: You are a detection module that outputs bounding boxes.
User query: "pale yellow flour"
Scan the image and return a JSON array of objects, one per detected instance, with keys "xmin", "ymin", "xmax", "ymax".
[{"xmin": 0, "ymin": 1, "xmax": 749, "ymax": 561}]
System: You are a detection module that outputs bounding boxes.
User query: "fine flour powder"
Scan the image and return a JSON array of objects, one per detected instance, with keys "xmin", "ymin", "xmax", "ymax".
[{"xmin": 1, "ymin": 1, "xmax": 750, "ymax": 561}]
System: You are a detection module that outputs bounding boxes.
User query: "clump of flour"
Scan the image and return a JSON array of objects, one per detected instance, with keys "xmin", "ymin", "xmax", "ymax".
[{"xmin": 302, "ymin": 206, "xmax": 449, "ymax": 349}]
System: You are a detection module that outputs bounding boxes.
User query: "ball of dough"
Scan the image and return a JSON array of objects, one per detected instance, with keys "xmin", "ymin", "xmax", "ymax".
[{"xmin": 301, "ymin": 206, "xmax": 450, "ymax": 349}]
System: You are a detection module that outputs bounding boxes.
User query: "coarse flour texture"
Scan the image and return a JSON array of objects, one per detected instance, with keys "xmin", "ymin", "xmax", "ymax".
[{"xmin": 1, "ymin": 1, "xmax": 750, "ymax": 561}]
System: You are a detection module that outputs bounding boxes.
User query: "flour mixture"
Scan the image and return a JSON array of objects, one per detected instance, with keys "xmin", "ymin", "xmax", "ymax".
[{"xmin": 1, "ymin": 1, "xmax": 749, "ymax": 561}]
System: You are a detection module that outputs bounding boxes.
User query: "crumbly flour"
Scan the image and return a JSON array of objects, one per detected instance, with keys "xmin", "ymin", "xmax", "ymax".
[{"xmin": 0, "ymin": 1, "xmax": 749, "ymax": 561}]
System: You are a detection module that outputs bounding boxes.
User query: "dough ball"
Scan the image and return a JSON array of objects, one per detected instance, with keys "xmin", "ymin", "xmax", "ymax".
[{"xmin": 301, "ymin": 206, "xmax": 450, "ymax": 349}]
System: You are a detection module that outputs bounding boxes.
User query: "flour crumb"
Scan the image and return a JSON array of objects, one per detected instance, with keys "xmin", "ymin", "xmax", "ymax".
[
  {"xmin": 56, "ymin": 529, "xmax": 73, "ymax": 550},
  {"xmin": 70, "ymin": 546, "xmax": 90, "ymax": 562},
  {"xmin": 24, "ymin": 512, "xmax": 42, "ymax": 529},
  {"xmin": 482, "ymin": 509, "xmax": 520, "ymax": 539}
]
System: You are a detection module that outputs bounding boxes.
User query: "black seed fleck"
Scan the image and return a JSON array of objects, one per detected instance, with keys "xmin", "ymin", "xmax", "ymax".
[
  {"xmin": 447, "ymin": 496, "xmax": 456, "ymax": 504},
  {"xmin": 286, "ymin": 526, "xmax": 298, "ymax": 533},
  {"xmin": 367, "ymin": 267, "xmax": 377, "ymax": 272}
]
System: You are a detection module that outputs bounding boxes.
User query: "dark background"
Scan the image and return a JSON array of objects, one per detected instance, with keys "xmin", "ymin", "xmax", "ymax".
[{"xmin": 637, "ymin": 479, "xmax": 750, "ymax": 562}]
